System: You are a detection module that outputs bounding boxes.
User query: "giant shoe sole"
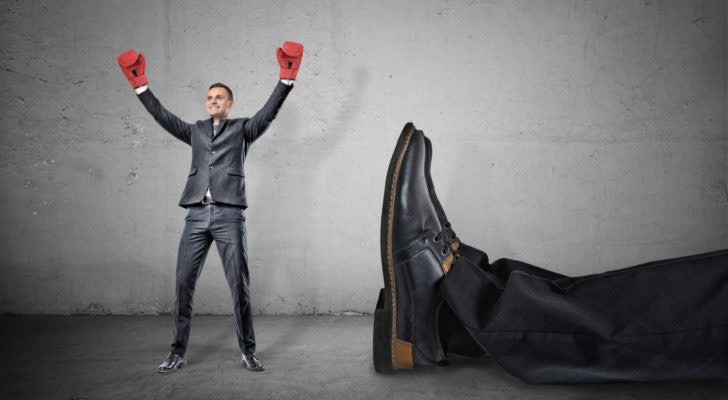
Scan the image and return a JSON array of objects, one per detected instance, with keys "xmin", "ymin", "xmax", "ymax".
[{"xmin": 374, "ymin": 123, "xmax": 456, "ymax": 371}]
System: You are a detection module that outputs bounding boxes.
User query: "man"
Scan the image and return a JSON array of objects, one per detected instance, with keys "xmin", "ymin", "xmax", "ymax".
[{"xmin": 117, "ymin": 41, "xmax": 304, "ymax": 373}]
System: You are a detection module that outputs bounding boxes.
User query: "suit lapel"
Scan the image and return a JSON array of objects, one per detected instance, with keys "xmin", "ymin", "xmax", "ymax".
[{"xmin": 204, "ymin": 118, "xmax": 214, "ymax": 140}]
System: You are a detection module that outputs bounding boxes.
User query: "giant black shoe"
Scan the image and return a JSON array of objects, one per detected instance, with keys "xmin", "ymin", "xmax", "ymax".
[{"xmin": 373, "ymin": 123, "xmax": 457, "ymax": 371}]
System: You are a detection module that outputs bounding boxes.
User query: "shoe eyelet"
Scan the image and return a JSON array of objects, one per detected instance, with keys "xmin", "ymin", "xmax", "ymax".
[
  {"xmin": 441, "ymin": 248, "xmax": 448, "ymax": 256},
  {"xmin": 433, "ymin": 235, "xmax": 440, "ymax": 243}
]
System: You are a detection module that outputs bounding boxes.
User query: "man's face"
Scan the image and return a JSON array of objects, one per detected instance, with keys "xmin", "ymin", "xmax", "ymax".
[{"xmin": 206, "ymin": 87, "xmax": 234, "ymax": 119}]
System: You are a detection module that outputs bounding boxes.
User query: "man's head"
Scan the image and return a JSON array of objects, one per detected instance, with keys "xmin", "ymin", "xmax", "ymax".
[{"xmin": 206, "ymin": 83, "xmax": 234, "ymax": 120}]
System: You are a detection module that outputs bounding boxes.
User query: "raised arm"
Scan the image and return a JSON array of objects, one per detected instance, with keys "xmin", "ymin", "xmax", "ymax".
[
  {"xmin": 136, "ymin": 88, "xmax": 193, "ymax": 145},
  {"xmin": 117, "ymin": 49, "xmax": 193, "ymax": 146},
  {"xmin": 243, "ymin": 81, "xmax": 293, "ymax": 143},
  {"xmin": 243, "ymin": 41, "xmax": 303, "ymax": 143}
]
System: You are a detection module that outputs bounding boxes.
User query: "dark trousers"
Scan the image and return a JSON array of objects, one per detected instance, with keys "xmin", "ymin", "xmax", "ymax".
[
  {"xmin": 441, "ymin": 244, "xmax": 728, "ymax": 383},
  {"xmin": 170, "ymin": 203, "xmax": 255, "ymax": 355}
]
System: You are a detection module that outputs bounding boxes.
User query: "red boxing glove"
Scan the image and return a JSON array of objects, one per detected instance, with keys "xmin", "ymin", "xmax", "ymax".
[
  {"xmin": 276, "ymin": 41, "xmax": 303, "ymax": 80},
  {"xmin": 117, "ymin": 49, "xmax": 149, "ymax": 89}
]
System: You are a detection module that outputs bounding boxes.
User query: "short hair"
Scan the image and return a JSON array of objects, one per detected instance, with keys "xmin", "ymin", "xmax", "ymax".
[{"xmin": 208, "ymin": 82, "xmax": 233, "ymax": 100}]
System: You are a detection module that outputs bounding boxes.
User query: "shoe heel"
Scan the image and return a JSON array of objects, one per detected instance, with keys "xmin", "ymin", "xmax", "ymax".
[{"xmin": 373, "ymin": 288, "xmax": 395, "ymax": 372}]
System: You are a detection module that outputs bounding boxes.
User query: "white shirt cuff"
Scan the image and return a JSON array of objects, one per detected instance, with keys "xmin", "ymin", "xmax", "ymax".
[
  {"xmin": 135, "ymin": 85, "xmax": 148, "ymax": 94},
  {"xmin": 280, "ymin": 79, "xmax": 293, "ymax": 86}
]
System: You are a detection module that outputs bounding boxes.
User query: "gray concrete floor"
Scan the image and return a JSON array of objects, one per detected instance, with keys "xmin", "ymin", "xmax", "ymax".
[{"xmin": 1, "ymin": 315, "xmax": 726, "ymax": 400}]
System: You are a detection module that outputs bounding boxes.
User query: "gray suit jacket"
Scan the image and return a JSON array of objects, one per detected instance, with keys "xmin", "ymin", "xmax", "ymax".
[{"xmin": 137, "ymin": 81, "xmax": 293, "ymax": 208}]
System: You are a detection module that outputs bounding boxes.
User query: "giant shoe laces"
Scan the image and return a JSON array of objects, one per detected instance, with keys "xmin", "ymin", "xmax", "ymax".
[{"xmin": 433, "ymin": 222, "xmax": 460, "ymax": 261}]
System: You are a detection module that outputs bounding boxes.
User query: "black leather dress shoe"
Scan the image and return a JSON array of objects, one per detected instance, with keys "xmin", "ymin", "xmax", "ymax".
[
  {"xmin": 374, "ymin": 123, "xmax": 456, "ymax": 371},
  {"xmin": 241, "ymin": 353, "xmax": 264, "ymax": 371},
  {"xmin": 157, "ymin": 352, "xmax": 187, "ymax": 373}
]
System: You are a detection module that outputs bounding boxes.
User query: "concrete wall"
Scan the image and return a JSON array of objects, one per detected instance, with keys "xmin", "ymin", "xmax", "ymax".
[{"xmin": 0, "ymin": 0, "xmax": 725, "ymax": 315}]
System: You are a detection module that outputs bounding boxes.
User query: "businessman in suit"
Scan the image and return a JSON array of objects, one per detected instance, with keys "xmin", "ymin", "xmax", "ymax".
[{"xmin": 117, "ymin": 41, "xmax": 304, "ymax": 373}]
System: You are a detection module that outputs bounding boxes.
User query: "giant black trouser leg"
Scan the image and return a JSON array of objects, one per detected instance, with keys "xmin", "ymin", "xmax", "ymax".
[
  {"xmin": 441, "ymin": 248, "xmax": 728, "ymax": 383},
  {"xmin": 437, "ymin": 242, "xmax": 567, "ymax": 358}
]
